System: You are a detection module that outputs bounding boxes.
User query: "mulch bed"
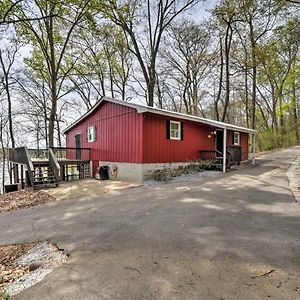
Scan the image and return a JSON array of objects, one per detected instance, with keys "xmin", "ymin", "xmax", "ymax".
[
  {"xmin": 0, "ymin": 243, "xmax": 36, "ymax": 298},
  {"xmin": 0, "ymin": 189, "xmax": 56, "ymax": 213}
]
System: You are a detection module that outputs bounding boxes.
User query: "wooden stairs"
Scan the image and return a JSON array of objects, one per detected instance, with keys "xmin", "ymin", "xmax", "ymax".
[
  {"xmin": 8, "ymin": 146, "xmax": 92, "ymax": 190},
  {"xmin": 32, "ymin": 163, "xmax": 59, "ymax": 188}
]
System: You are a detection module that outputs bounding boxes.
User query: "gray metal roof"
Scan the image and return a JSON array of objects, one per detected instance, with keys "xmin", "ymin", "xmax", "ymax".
[{"xmin": 63, "ymin": 97, "xmax": 256, "ymax": 134}]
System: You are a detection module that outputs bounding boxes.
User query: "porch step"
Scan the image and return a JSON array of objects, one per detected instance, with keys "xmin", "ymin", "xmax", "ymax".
[
  {"xmin": 84, "ymin": 164, "xmax": 91, "ymax": 178},
  {"xmin": 32, "ymin": 166, "xmax": 58, "ymax": 188}
]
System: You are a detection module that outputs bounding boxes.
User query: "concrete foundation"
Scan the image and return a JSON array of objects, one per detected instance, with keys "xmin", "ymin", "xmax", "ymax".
[{"xmin": 97, "ymin": 161, "xmax": 201, "ymax": 183}]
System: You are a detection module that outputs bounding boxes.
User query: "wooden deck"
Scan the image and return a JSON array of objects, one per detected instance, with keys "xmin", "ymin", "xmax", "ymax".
[
  {"xmin": 32, "ymin": 159, "xmax": 90, "ymax": 166},
  {"xmin": 8, "ymin": 147, "xmax": 91, "ymax": 189}
]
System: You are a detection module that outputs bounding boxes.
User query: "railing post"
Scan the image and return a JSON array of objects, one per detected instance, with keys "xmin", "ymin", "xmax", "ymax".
[
  {"xmin": 252, "ymin": 133, "xmax": 256, "ymax": 165},
  {"xmin": 223, "ymin": 128, "xmax": 227, "ymax": 173},
  {"xmin": 49, "ymin": 148, "xmax": 61, "ymax": 185}
]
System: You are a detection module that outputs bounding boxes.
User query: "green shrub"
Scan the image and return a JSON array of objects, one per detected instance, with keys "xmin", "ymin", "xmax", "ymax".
[
  {"xmin": 150, "ymin": 160, "xmax": 220, "ymax": 181},
  {"xmin": 257, "ymin": 125, "xmax": 300, "ymax": 151},
  {"xmin": 1, "ymin": 290, "xmax": 10, "ymax": 300}
]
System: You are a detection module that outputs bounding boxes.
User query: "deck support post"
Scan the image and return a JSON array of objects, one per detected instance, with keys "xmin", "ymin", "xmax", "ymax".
[
  {"xmin": 9, "ymin": 162, "xmax": 12, "ymax": 184},
  {"xmin": 252, "ymin": 133, "xmax": 256, "ymax": 165},
  {"xmin": 20, "ymin": 165, "xmax": 24, "ymax": 188},
  {"xmin": 223, "ymin": 128, "xmax": 227, "ymax": 173}
]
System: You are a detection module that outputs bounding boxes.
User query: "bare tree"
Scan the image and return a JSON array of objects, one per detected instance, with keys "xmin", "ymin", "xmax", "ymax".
[
  {"xmin": 162, "ymin": 20, "xmax": 214, "ymax": 115},
  {"xmin": 0, "ymin": 36, "xmax": 21, "ymax": 148},
  {"xmin": 14, "ymin": 0, "xmax": 93, "ymax": 147},
  {"xmin": 100, "ymin": 0, "xmax": 200, "ymax": 106}
]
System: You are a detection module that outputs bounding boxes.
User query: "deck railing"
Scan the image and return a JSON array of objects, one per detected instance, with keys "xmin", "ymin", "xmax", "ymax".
[
  {"xmin": 8, "ymin": 147, "xmax": 34, "ymax": 184},
  {"xmin": 50, "ymin": 147, "xmax": 90, "ymax": 161},
  {"xmin": 199, "ymin": 149, "xmax": 232, "ymax": 164},
  {"xmin": 27, "ymin": 148, "xmax": 49, "ymax": 160}
]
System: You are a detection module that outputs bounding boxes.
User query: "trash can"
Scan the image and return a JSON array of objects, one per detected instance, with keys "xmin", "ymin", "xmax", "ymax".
[
  {"xmin": 98, "ymin": 166, "xmax": 109, "ymax": 180},
  {"xmin": 227, "ymin": 145, "xmax": 242, "ymax": 165},
  {"xmin": 4, "ymin": 183, "xmax": 21, "ymax": 193}
]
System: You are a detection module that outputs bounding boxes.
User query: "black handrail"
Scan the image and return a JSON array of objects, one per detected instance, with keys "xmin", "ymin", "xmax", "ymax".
[
  {"xmin": 51, "ymin": 147, "xmax": 91, "ymax": 150},
  {"xmin": 50, "ymin": 147, "xmax": 90, "ymax": 161}
]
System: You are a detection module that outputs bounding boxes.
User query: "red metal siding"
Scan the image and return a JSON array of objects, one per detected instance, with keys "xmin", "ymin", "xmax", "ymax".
[
  {"xmin": 142, "ymin": 113, "xmax": 249, "ymax": 163},
  {"xmin": 66, "ymin": 102, "xmax": 249, "ymax": 173},
  {"xmin": 66, "ymin": 102, "xmax": 143, "ymax": 175},
  {"xmin": 240, "ymin": 132, "xmax": 249, "ymax": 160},
  {"xmin": 227, "ymin": 130, "xmax": 249, "ymax": 160},
  {"xmin": 142, "ymin": 113, "xmax": 216, "ymax": 163}
]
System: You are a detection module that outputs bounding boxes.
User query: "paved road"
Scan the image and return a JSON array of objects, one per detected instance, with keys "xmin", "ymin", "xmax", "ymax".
[{"xmin": 1, "ymin": 147, "xmax": 300, "ymax": 300}]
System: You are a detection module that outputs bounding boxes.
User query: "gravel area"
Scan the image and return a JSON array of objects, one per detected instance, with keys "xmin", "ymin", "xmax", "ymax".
[
  {"xmin": 2, "ymin": 242, "xmax": 68, "ymax": 298},
  {"xmin": 144, "ymin": 170, "xmax": 221, "ymax": 185}
]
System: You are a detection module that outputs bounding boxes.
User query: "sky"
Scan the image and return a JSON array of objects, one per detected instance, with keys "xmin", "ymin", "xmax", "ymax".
[
  {"xmin": 193, "ymin": 0, "xmax": 218, "ymax": 20},
  {"xmin": 0, "ymin": 0, "xmax": 220, "ymax": 150}
]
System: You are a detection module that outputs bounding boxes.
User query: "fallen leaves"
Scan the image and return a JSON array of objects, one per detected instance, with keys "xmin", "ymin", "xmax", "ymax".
[
  {"xmin": 0, "ymin": 189, "xmax": 56, "ymax": 213},
  {"xmin": 0, "ymin": 243, "xmax": 36, "ymax": 295}
]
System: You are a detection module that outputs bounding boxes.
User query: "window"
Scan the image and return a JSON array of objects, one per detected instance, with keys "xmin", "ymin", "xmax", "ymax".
[
  {"xmin": 233, "ymin": 132, "xmax": 240, "ymax": 145},
  {"xmin": 87, "ymin": 126, "xmax": 96, "ymax": 143},
  {"xmin": 170, "ymin": 121, "xmax": 181, "ymax": 140}
]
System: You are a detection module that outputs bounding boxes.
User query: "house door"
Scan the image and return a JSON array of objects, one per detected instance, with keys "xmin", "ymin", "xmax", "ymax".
[
  {"xmin": 216, "ymin": 130, "xmax": 223, "ymax": 155},
  {"xmin": 75, "ymin": 134, "xmax": 81, "ymax": 160}
]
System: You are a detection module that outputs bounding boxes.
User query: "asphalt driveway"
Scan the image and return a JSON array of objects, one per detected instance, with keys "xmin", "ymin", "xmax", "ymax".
[{"xmin": 1, "ymin": 147, "xmax": 300, "ymax": 300}]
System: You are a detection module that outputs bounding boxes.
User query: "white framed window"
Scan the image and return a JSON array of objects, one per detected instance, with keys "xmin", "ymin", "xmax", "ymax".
[
  {"xmin": 170, "ymin": 121, "xmax": 181, "ymax": 140},
  {"xmin": 234, "ymin": 131, "xmax": 240, "ymax": 145},
  {"xmin": 87, "ymin": 126, "xmax": 96, "ymax": 143}
]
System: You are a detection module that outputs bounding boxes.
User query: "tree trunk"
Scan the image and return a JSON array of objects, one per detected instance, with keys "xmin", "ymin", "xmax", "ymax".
[
  {"xmin": 57, "ymin": 118, "xmax": 62, "ymax": 148},
  {"xmin": 0, "ymin": 51, "xmax": 15, "ymax": 148},
  {"xmin": 292, "ymin": 70, "xmax": 299, "ymax": 143},
  {"xmin": 215, "ymin": 37, "xmax": 223, "ymax": 121},
  {"xmin": 147, "ymin": 71, "xmax": 155, "ymax": 107},
  {"xmin": 48, "ymin": 15, "xmax": 57, "ymax": 148},
  {"xmin": 5, "ymin": 78, "xmax": 15, "ymax": 148},
  {"xmin": 44, "ymin": 107, "xmax": 48, "ymax": 148},
  {"xmin": 221, "ymin": 23, "xmax": 233, "ymax": 122},
  {"xmin": 48, "ymin": 75, "xmax": 57, "ymax": 148},
  {"xmin": 244, "ymin": 61, "xmax": 249, "ymax": 128},
  {"xmin": 36, "ymin": 118, "xmax": 40, "ymax": 150},
  {"xmin": 250, "ymin": 22, "xmax": 257, "ymax": 130},
  {"xmin": 0, "ymin": 119, "xmax": 6, "ymax": 192}
]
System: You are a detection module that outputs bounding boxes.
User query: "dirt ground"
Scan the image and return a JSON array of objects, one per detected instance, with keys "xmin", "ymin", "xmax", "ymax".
[
  {"xmin": 0, "ymin": 180, "xmax": 138, "ymax": 213},
  {"xmin": 0, "ymin": 147, "xmax": 300, "ymax": 299},
  {"xmin": 46, "ymin": 179, "xmax": 140, "ymax": 201}
]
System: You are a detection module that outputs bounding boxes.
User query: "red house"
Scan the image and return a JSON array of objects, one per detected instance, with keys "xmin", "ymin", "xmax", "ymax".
[{"xmin": 63, "ymin": 97, "xmax": 256, "ymax": 182}]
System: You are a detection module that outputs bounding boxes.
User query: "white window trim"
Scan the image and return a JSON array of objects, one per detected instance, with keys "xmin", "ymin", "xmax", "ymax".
[
  {"xmin": 170, "ymin": 121, "xmax": 181, "ymax": 140},
  {"xmin": 234, "ymin": 131, "xmax": 240, "ymax": 145},
  {"xmin": 87, "ymin": 126, "xmax": 96, "ymax": 143}
]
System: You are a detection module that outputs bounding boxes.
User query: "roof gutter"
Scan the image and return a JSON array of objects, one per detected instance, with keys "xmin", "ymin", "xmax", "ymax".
[{"xmin": 144, "ymin": 107, "xmax": 256, "ymax": 134}]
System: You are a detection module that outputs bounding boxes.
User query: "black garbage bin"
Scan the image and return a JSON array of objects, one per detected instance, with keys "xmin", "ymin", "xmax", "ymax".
[
  {"xmin": 4, "ymin": 183, "xmax": 20, "ymax": 193},
  {"xmin": 99, "ymin": 166, "xmax": 109, "ymax": 180},
  {"xmin": 227, "ymin": 145, "xmax": 242, "ymax": 165}
]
